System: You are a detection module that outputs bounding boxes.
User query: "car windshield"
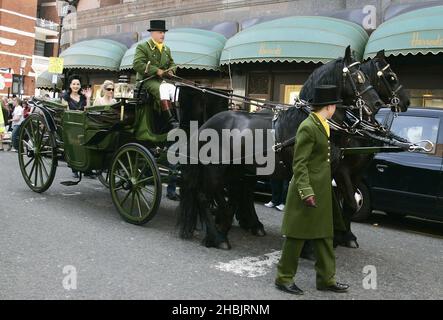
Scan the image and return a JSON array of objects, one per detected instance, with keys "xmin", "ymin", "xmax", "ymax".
[{"xmin": 390, "ymin": 115, "xmax": 439, "ymax": 154}]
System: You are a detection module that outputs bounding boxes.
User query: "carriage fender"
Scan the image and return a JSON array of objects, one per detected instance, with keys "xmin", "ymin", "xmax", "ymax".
[{"xmin": 35, "ymin": 106, "xmax": 57, "ymax": 132}]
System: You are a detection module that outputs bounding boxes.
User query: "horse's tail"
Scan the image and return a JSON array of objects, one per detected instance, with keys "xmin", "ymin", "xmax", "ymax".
[{"xmin": 177, "ymin": 164, "xmax": 203, "ymax": 239}]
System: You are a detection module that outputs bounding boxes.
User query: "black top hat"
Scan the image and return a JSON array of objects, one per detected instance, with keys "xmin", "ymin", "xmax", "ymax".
[
  {"xmin": 148, "ymin": 20, "xmax": 168, "ymax": 32},
  {"xmin": 311, "ymin": 85, "xmax": 342, "ymax": 108}
]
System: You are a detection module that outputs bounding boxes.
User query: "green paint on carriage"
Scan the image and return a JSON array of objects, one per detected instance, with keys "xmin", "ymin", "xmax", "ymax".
[{"xmin": 34, "ymin": 98, "xmax": 168, "ymax": 173}]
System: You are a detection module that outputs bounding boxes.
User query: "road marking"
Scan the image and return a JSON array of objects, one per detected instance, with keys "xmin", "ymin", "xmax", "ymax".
[
  {"xmin": 61, "ymin": 192, "xmax": 81, "ymax": 196},
  {"xmin": 24, "ymin": 197, "xmax": 47, "ymax": 203},
  {"xmin": 213, "ymin": 251, "xmax": 281, "ymax": 277}
]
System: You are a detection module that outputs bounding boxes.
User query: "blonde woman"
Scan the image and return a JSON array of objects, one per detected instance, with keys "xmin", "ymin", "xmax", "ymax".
[{"xmin": 93, "ymin": 80, "xmax": 117, "ymax": 106}]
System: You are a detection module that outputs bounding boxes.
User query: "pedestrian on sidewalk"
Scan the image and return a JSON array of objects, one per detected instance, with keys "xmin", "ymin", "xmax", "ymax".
[
  {"xmin": 275, "ymin": 85, "xmax": 349, "ymax": 295},
  {"xmin": 264, "ymin": 178, "xmax": 289, "ymax": 211},
  {"xmin": 0, "ymin": 98, "xmax": 6, "ymax": 151},
  {"xmin": 10, "ymin": 97, "xmax": 24, "ymax": 152}
]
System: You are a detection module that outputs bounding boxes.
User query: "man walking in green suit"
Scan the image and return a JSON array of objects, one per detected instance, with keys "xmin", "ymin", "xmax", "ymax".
[
  {"xmin": 275, "ymin": 85, "xmax": 349, "ymax": 295},
  {"xmin": 133, "ymin": 20, "xmax": 178, "ymax": 130}
]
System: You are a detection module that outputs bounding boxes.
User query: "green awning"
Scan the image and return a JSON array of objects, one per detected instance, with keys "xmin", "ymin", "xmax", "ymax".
[
  {"xmin": 219, "ymin": 16, "xmax": 368, "ymax": 65},
  {"xmin": 60, "ymin": 39, "xmax": 127, "ymax": 71},
  {"xmin": 120, "ymin": 28, "xmax": 227, "ymax": 71},
  {"xmin": 364, "ymin": 6, "xmax": 443, "ymax": 59},
  {"xmin": 36, "ymin": 71, "xmax": 62, "ymax": 90}
]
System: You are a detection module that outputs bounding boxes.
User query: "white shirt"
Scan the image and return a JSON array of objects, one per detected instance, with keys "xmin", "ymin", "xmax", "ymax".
[{"xmin": 12, "ymin": 105, "xmax": 24, "ymax": 126}]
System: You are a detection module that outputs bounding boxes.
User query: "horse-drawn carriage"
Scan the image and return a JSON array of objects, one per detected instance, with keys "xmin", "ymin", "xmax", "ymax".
[
  {"xmin": 17, "ymin": 80, "xmax": 229, "ymax": 225},
  {"xmin": 18, "ymin": 47, "xmax": 434, "ymax": 251}
]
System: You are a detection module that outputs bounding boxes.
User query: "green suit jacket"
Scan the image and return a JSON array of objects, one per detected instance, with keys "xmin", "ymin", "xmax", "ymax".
[
  {"xmin": 282, "ymin": 113, "xmax": 344, "ymax": 239},
  {"xmin": 133, "ymin": 38, "xmax": 176, "ymax": 110}
]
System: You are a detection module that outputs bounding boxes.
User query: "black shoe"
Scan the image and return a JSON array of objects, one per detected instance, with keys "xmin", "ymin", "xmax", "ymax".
[
  {"xmin": 275, "ymin": 282, "xmax": 304, "ymax": 295},
  {"xmin": 166, "ymin": 192, "xmax": 180, "ymax": 201},
  {"xmin": 317, "ymin": 282, "xmax": 349, "ymax": 293},
  {"xmin": 162, "ymin": 109, "xmax": 179, "ymax": 131}
]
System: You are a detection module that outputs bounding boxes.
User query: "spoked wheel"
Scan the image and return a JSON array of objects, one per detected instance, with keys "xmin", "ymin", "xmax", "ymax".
[
  {"xmin": 109, "ymin": 143, "xmax": 162, "ymax": 225},
  {"xmin": 18, "ymin": 113, "xmax": 57, "ymax": 193},
  {"xmin": 96, "ymin": 169, "xmax": 110, "ymax": 188}
]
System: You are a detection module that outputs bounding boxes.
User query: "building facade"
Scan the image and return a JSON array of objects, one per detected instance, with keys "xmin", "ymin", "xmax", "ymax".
[
  {"xmin": 0, "ymin": 0, "xmax": 60, "ymax": 97},
  {"xmin": 57, "ymin": 0, "xmax": 443, "ymax": 109}
]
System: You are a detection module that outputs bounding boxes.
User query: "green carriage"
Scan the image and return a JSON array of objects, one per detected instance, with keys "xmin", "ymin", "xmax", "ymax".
[{"xmin": 18, "ymin": 82, "xmax": 229, "ymax": 225}]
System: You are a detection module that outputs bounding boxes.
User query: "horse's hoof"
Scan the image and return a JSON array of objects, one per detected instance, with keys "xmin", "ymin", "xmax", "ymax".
[
  {"xmin": 251, "ymin": 227, "xmax": 266, "ymax": 237},
  {"xmin": 346, "ymin": 240, "xmax": 359, "ymax": 248},
  {"xmin": 218, "ymin": 241, "xmax": 231, "ymax": 250}
]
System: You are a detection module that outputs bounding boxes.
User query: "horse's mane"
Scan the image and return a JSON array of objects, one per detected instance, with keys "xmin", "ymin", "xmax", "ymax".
[
  {"xmin": 277, "ymin": 105, "xmax": 308, "ymax": 126},
  {"xmin": 360, "ymin": 58, "xmax": 377, "ymax": 87},
  {"xmin": 299, "ymin": 57, "xmax": 344, "ymax": 102}
]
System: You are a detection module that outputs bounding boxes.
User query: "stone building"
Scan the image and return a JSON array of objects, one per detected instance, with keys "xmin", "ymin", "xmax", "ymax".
[{"xmin": 57, "ymin": 0, "xmax": 443, "ymax": 108}]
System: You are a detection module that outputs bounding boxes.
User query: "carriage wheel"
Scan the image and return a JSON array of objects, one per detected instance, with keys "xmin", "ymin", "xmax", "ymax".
[
  {"xmin": 18, "ymin": 113, "xmax": 57, "ymax": 193},
  {"xmin": 109, "ymin": 143, "xmax": 162, "ymax": 225}
]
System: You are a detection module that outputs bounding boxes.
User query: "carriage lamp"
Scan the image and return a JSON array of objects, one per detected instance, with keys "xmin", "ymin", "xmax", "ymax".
[{"xmin": 115, "ymin": 75, "xmax": 134, "ymax": 99}]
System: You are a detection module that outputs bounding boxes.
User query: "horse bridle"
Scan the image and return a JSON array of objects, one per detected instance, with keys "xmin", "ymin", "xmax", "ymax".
[
  {"xmin": 375, "ymin": 62, "xmax": 403, "ymax": 113},
  {"xmin": 342, "ymin": 61, "xmax": 375, "ymax": 119}
]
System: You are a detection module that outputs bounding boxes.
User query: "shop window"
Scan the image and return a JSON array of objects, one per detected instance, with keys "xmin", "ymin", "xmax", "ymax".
[
  {"xmin": 409, "ymin": 89, "xmax": 443, "ymax": 108},
  {"xmin": 247, "ymin": 73, "xmax": 271, "ymax": 112},
  {"xmin": 248, "ymin": 73, "xmax": 269, "ymax": 96},
  {"xmin": 283, "ymin": 84, "xmax": 303, "ymax": 104}
]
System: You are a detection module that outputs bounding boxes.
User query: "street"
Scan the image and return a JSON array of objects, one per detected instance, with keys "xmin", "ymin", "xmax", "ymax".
[{"xmin": 0, "ymin": 151, "xmax": 442, "ymax": 300}]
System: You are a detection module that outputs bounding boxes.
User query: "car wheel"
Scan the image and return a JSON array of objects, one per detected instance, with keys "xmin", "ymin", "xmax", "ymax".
[{"xmin": 351, "ymin": 182, "xmax": 372, "ymax": 222}]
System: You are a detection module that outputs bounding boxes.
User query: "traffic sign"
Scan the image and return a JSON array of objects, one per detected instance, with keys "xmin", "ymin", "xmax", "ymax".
[{"xmin": 48, "ymin": 57, "xmax": 64, "ymax": 74}]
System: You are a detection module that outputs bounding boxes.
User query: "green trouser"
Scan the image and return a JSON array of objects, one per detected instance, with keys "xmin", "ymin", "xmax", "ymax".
[{"xmin": 275, "ymin": 237, "xmax": 336, "ymax": 288}]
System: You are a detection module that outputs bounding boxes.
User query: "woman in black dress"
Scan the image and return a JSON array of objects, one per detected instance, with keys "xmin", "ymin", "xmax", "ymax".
[
  {"xmin": 62, "ymin": 75, "xmax": 92, "ymax": 110},
  {"xmin": 62, "ymin": 75, "xmax": 93, "ymax": 178}
]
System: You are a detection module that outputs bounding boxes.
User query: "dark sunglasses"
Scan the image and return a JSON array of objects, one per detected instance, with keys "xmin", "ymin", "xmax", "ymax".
[{"xmin": 106, "ymin": 88, "xmax": 114, "ymax": 91}]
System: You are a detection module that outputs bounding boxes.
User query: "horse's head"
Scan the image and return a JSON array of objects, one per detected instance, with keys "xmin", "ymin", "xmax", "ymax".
[
  {"xmin": 362, "ymin": 50, "xmax": 410, "ymax": 113},
  {"xmin": 340, "ymin": 46, "xmax": 384, "ymax": 118}
]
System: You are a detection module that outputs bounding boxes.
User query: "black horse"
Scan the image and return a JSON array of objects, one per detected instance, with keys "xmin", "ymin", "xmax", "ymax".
[
  {"xmin": 177, "ymin": 46, "xmax": 384, "ymax": 249},
  {"xmin": 329, "ymin": 49, "xmax": 410, "ymax": 248}
]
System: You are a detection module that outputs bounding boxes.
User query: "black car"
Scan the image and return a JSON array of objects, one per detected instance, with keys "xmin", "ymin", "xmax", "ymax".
[{"xmin": 352, "ymin": 107, "xmax": 443, "ymax": 222}]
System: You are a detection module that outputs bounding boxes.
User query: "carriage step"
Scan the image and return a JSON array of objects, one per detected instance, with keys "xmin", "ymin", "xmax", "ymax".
[
  {"xmin": 60, "ymin": 173, "xmax": 82, "ymax": 186},
  {"xmin": 60, "ymin": 181, "xmax": 81, "ymax": 186}
]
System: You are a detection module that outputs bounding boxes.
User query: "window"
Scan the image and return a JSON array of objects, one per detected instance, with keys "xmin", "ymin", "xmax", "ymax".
[
  {"xmin": 390, "ymin": 116, "xmax": 439, "ymax": 154},
  {"xmin": 248, "ymin": 73, "xmax": 269, "ymax": 95},
  {"xmin": 44, "ymin": 43, "xmax": 54, "ymax": 57},
  {"xmin": 34, "ymin": 40, "xmax": 45, "ymax": 56},
  {"xmin": 283, "ymin": 84, "xmax": 302, "ymax": 104},
  {"xmin": 409, "ymin": 89, "xmax": 443, "ymax": 108}
]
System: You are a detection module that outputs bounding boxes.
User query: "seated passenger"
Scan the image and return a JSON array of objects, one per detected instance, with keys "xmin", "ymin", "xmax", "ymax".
[
  {"xmin": 62, "ymin": 75, "xmax": 92, "ymax": 111},
  {"xmin": 93, "ymin": 80, "xmax": 117, "ymax": 106}
]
